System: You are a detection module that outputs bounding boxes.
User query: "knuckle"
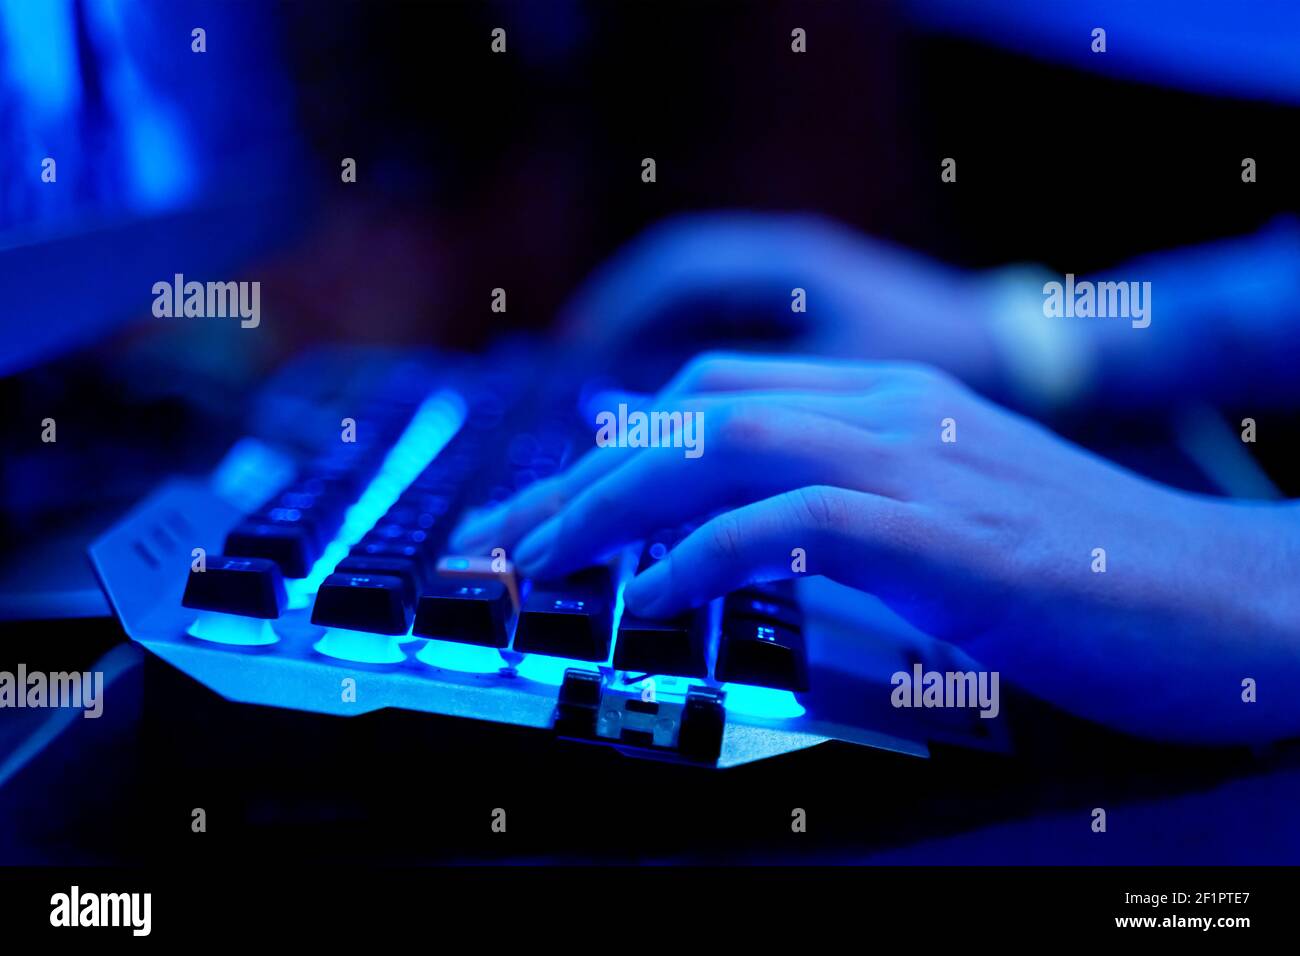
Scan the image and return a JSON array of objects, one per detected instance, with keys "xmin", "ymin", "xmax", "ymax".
[
  {"xmin": 714, "ymin": 403, "xmax": 771, "ymax": 450},
  {"xmin": 790, "ymin": 485, "xmax": 848, "ymax": 533},
  {"xmin": 707, "ymin": 514, "xmax": 747, "ymax": 562}
]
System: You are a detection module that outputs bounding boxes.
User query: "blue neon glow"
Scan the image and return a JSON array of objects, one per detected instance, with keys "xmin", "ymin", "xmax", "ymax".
[
  {"xmin": 287, "ymin": 390, "xmax": 466, "ymax": 609},
  {"xmin": 515, "ymin": 572, "xmax": 626, "ymax": 685},
  {"xmin": 416, "ymin": 639, "xmax": 507, "ymax": 675},
  {"xmin": 721, "ymin": 683, "xmax": 806, "ymax": 720},
  {"xmin": 314, "ymin": 628, "xmax": 406, "ymax": 665},
  {"xmin": 515, "ymin": 653, "xmax": 582, "ymax": 686},
  {"xmin": 187, "ymin": 611, "xmax": 278, "ymax": 646}
]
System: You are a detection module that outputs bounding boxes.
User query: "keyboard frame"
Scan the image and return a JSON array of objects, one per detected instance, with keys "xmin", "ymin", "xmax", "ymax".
[{"xmin": 90, "ymin": 469, "xmax": 1012, "ymax": 768}]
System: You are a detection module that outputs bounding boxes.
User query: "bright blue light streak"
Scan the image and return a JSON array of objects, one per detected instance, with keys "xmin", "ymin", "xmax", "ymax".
[
  {"xmin": 187, "ymin": 611, "xmax": 278, "ymax": 646},
  {"xmin": 721, "ymin": 683, "xmax": 806, "ymax": 720},
  {"xmin": 287, "ymin": 390, "xmax": 466, "ymax": 609}
]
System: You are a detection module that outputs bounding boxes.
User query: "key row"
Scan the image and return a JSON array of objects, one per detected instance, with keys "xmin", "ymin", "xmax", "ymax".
[{"xmin": 183, "ymin": 544, "xmax": 808, "ymax": 692}]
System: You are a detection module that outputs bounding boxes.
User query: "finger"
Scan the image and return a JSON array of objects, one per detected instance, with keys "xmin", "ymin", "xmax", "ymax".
[
  {"xmin": 557, "ymin": 215, "xmax": 811, "ymax": 349},
  {"xmin": 448, "ymin": 443, "xmax": 636, "ymax": 552},
  {"xmin": 513, "ymin": 407, "xmax": 904, "ymax": 578},
  {"xmin": 454, "ymin": 353, "xmax": 910, "ymax": 551},
  {"xmin": 454, "ymin": 383, "xmax": 912, "ymax": 556},
  {"xmin": 622, "ymin": 486, "xmax": 918, "ymax": 618},
  {"xmin": 658, "ymin": 352, "xmax": 916, "ymax": 400}
]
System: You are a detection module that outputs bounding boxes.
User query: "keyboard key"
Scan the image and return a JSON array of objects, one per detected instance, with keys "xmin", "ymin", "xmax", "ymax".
[
  {"xmin": 413, "ymin": 576, "xmax": 515, "ymax": 647},
  {"xmin": 334, "ymin": 555, "xmax": 423, "ymax": 605},
  {"xmin": 716, "ymin": 603, "xmax": 808, "ymax": 692},
  {"xmin": 310, "ymin": 572, "xmax": 411, "ymax": 635},
  {"xmin": 435, "ymin": 554, "xmax": 521, "ymax": 608},
  {"xmin": 514, "ymin": 567, "xmax": 615, "ymax": 661},
  {"xmin": 351, "ymin": 540, "xmax": 435, "ymax": 576},
  {"xmin": 613, "ymin": 534, "xmax": 707, "ymax": 677},
  {"xmin": 253, "ymin": 505, "xmax": 326, "ymax": 549},
  {"xmin": 182, "ymin": 555, "xmax": 286, "ymax": 619},
  {"xmin": 225, "ymin": 520, "xmax": 318, "ymax": 578},
  {"xmin": 614, "ymin": 608, "xmax": 709, "ymax": 678},
  {"xmin": 722, "ymin": 581, "xmax": 802, "ymax": 632}
]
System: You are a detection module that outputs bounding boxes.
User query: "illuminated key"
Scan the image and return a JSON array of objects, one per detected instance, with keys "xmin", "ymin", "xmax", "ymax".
[{"xmin": 310, "ymin": 572, "xmax": 411, "ymax": 635}]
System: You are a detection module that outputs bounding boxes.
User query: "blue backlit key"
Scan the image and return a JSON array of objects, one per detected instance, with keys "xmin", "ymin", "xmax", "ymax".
[
  {"xmin": 715, "ymin": 607, "xmax": 808, "ymax": 692},
  {"xmin": 722, "ymin": 580, "xmax": 802, "ymax": 632},
  {"xmin": 334, "ymin": 555, "xmax": 423, "ymax": 605},
  {"xmin": 181, "ymin": 555, "xmax": 286, "ymax": 619},
  {"xmin": 615, "ymin": 536, "xmax": 708, "ymax": 677},
  {"xmin": 614, "ymin": 608, "xmax": 709, "ymax": 678},
  {"xmin": 225, "ymin": 520, "xmax": 318, "ymax": 578},
  {"xmin": 413, "ymin": 576, "xmax": 515, "ymax": 647},
  {"xmin": 514, "ymin": 567, "xmax": 615, "ymax": 661},
  {"xmin": 311, "ymin": 573, "xmax": 411, "ymax": 635}
]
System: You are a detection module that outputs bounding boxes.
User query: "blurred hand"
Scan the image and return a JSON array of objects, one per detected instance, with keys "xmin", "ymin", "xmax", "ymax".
[
  {"xmin": 454, "ymin": 353, "xmax": 1300, "ymax": 744},
  {"xmin": 558, "ymin": 212, "xmax": 1001, "ymax": 387}
]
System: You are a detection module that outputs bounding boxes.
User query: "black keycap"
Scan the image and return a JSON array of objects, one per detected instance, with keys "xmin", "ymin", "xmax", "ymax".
[
  {"xmin": 225, "ymin": 520, "xmax": 318, "ymax": 578},
  {"xmin": 715, "ymin": 611, "xmax": 808, "ymax": 692},
  {"xmin": 614, "ymin": 608, "xmax": 709, "ymax": 678},
  {"xmin": 722, "ymin": 582, "xmax": 803, "ymax": 632},
  {"xmin": 413, "ymin": 576, "xmax": 514, "ymax": 647},
  {"xmin": 335, "ymin": 555, "xmax": 423, "ymax": 605},
  {"xmin": 252, "ymin": 506, "xmax": 325, "ymax": 549},
  {"xmin": 269, "ymin": 489, "xmax": 348, "ymax": 542},
  {"xmin": 514, "ymin": 568, "xmax": 615, "ymax": 661},
  {"xmin": 350, "ymin": 540, "xmax": 434, "ymax": 576},
  {"xmin": 310, "ymin": 572, "xmax": 411, "ymax": 635},
  {"xmin": 181, "ymin": 555, "xmax": 286, "ymax": 619}
]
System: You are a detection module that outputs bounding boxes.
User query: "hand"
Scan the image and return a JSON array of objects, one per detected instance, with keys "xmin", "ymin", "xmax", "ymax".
[
  {"xmin": 557, "ymin": 213, "xmax": 1001, "ymax": 387},
  {"xmin": 453, "ymin": 353, "xmax": 1300, "ymax": 744}
]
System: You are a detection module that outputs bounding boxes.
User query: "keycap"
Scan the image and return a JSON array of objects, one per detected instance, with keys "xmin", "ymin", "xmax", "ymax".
[
  {"xmin": 614, "ymin": 608, "xmax": 709, "ymax": 678},
  {"xmin": 225, "ymin": 520, "xmax": 318, "ymax": 578},
  {"xmin": 413, "ymin": 576, "xmax": 515, "ymax": 647},
  {"xmin": 252, "ymin": 505, "xmax": 326, "ymax": 549},
  {"xmin": 613, "ymin": 534, "xmax": 708, "ymax": 676},
  {"xmin": 436, "ymin": 554, "xmax": 521, "ymax": 608},
  {"xmin": 334, "ymin": 555, "xmax": 423, "ymax": 605},
  {"xmin": 181, "ymin": 555, "xmax": 286, "ymax": 619},
  {"xmin": 716, "ymin": 595, "xmax": 808, "ymax": 692},
  {"xmin": 350, "ymin": 540, "xmax": 435, "ymax": 577},
  {"xmin": 722, "ymin": 581, "xmax": 802, "ymax": 632},
  {"xmin": 310, "ymin": 572, "xmax": 411, "ymax": 635},
  {"xmin": 514, "ymin": 567, "xmax": 615, "ymax": 661}
]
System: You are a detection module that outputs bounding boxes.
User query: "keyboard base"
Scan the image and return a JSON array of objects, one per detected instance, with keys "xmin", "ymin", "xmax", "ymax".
[{"xmin": 90, "ymin": 477, "xmax": 1007, "ymax": 768}]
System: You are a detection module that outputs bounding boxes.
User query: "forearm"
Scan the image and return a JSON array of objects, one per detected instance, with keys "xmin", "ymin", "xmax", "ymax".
[{"xmin": 1088, "ymin": 218, "xmax": 1300, "ymax": 410}]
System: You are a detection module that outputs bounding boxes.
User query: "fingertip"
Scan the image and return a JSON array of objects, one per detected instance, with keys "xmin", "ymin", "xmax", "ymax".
[{"xmin": 623, "ymin": 559, "xmax": 674, "ymax": 618}]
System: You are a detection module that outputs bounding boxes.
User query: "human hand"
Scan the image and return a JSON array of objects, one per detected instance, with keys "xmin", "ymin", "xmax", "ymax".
[
  {"xmin": 557, "ymin": 213, "xmax": 1001, "ymax": 387},
  {"xmin": 453, "ymin": 353, "xmax": 1300, "ymax": 744}
]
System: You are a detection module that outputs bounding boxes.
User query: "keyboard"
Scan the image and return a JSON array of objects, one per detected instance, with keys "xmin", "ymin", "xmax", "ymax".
[{"xmin": 89, "ymin": 348, "xmax": 968, "ymax": 768}]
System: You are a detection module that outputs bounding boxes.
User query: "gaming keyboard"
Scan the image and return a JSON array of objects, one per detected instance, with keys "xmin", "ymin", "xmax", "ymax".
[{"xmin": 89, "ymin": 348, "xmax": 1000, "ymax": 767}]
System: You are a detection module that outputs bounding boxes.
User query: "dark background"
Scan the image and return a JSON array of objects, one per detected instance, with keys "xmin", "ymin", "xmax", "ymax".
[{"xmin": 2, "ymin": 0, "xmax": 1299, "ymax": 865}]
